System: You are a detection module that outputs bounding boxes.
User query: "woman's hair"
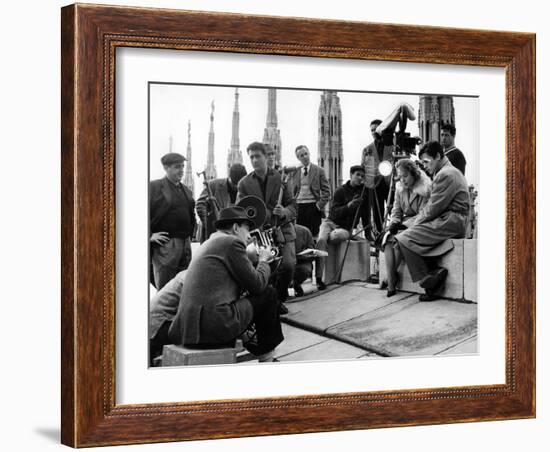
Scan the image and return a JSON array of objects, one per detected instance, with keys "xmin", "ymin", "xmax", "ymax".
[{"xmin": 395, "ymin": 158, "xmax": 422, "ymax": 182}]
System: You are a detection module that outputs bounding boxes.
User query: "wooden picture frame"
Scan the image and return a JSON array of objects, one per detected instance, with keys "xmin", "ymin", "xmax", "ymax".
[{"xmin": 61, "ymin": 3, "xmax": 535, "ymax": 447}]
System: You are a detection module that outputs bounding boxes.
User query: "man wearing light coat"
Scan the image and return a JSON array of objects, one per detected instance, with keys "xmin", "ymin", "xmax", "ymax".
[{"xmin": 395, "ymin": 141, "xmax": 470, "ymax": 301}]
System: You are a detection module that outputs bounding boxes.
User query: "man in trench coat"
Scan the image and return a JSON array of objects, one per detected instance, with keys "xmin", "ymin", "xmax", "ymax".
[{"xmin": 395, "ymin": 141, "xmax": 470, "ymax": 301}]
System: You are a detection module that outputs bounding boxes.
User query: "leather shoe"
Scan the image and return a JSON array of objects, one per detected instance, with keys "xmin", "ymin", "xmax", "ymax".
[
  {"xmin": 294, "ymin": 285, "xmax": 304, "ymax": 297},
  {"xmin": 420, "ymin": 267, "xmax": 448, "ymax": 290},
  {"xmin": 419, "ymin": 291, "xmax": 439, "ymax": 302},
  {"xmin": 278, "ymin": 303, "xmax": 289, "ymax": 315},
  {"xmin": 316, "ymin": 278, "xmax": 327, "ymax": 290},
  {"xmin": 387, "ymin": 289, "xmax": 397, "ymax": 297}
]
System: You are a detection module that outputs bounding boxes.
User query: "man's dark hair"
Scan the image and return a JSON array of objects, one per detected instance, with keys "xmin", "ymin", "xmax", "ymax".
[
  {"xmin": 349, "ymin": 164, "xmax": 365, "ymax": 175},
  {"xmin": 295, "ymin": 145, "xmax": 308, "ymax": 154},
  {"xmin": 370, "ymin": 119, "xmax": 382, "ymax": 127},
  {"xmin": 229, "ymin": 163, "xmax": 247, "ymax": 185},
  {"xmin": 419, "ymin": 141, "xmax": 445, "ymax": 159},
  {"xmin": 247, "ymin": 141, "xmax": 266, "ymax": 155},
  {"xmin": 441, "ymin": 123, "xmax": 456, "ymax": 136}
]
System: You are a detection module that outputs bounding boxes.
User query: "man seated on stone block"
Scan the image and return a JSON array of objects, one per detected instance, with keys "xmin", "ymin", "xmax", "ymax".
[
  {"xmin": 149, "ymin": 270, "xmax": 187, "ymax": 366},
  {"xmin": 315, "ymin": 165, "xmax": 370, "ymax": 289},
  {"xmin": 395, "ymin": 141, "xmax": 470, "ymax": 301},
  {"xmin": 168, "ymin": 206, "xmax": 284, "ymax": 363}
]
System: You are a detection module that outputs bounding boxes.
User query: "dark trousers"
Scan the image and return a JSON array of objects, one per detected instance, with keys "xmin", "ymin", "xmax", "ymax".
[
  {"xmin": 151, "ymin": 237, "xmax": 192, "ymax": 290},
  {"xmin": 398, "ymin": 242, "xmax": 436, "ymax": 283},
  {"xmin": 297, "ymin": 202, "xmax": 324, "ymax": 238},
  {"xmin": 274, "ymin": 240, "xmax": 296, "ymax": 302},
  {"xmin": 245, "ymin": 287, "xmax": 284, "ymax": 355},
  {"xmin": 293, "ymin": 261, "xmax": 313, "ymax": 287},
  {"xmin": 149, "ymin": 320, "xmax": 172, "ymax": 366},
  {"xmin": 367, "ymin": 179, "xmax": 390, "ymax": 233}
]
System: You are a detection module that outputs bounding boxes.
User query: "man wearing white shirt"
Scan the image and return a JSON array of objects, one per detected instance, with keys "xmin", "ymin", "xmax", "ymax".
[{"xmin": 292, "ymin": 145, "xmax": 331, "ymax": 238}]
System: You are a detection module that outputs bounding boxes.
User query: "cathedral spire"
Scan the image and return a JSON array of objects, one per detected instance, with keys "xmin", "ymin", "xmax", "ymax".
[
  {"xmin": 262, "ymin": 88, "xmax": 282, "ymax": 168},
  {"xmin": 227, "ymin": 88, "xmax": 243, "ymax": 171},
  {"xmin": 183, "ymin": 120, "xmax": 194, "ymax": 195},
  {"xmin": 318, "ymin": 90, "xmax": 343, "ymax": 195},
  {"xmin": 205, "ymin": 101, "xmax": 217, "ymax": 180},
  {"xmin": 418, "ymin": 95, "xmax": 455, "ymax": 143},
  {"xmin": 266, "ymin": 88, "xmax": 278, "ymax": 127}
]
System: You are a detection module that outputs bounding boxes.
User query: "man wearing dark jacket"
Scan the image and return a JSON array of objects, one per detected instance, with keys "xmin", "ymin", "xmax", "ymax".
[
  {"xmin": 440, "ymin": 123, "xmax": 467, "ymax": 176},
  {"xmin": 168, "ymin": 206, "xmax": 283, "ymax": 362},
  {"xmin": 195, "ymin": 163, "xmax": 247, "ymax": 242},
  {"xmin": 149, "ymin": 153, "xmax": 196, "ymax": 290},
  {"xmin": 361, "ymin": 119, "xmax": 394, "ymax": 234},
  {"xmin": 237, "ymin": 142, "xmax": 297, "ymax": 305},
  {"xmin": 315, "ymin": 165, "xmax": 369, "ymax": 288}
]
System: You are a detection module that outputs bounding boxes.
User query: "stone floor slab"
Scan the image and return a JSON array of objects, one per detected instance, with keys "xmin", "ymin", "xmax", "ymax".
[
  {"xmin": 275, "ymin": 323, "xmax": 327, "ymax": 357},
  {"xmin": 327, "ymin": 298, "xmax": 478, "ymax": 357},
  {"xmin": 437, "ymin": 336, "xmax": 478, "ymax": 355},
  {"xmin": 277, "ymin": 337, "xmax": 368, "ymax": 362},
  {"xmin": 284, "ymin": 283, "xmax": 412, "ymax": 332}
]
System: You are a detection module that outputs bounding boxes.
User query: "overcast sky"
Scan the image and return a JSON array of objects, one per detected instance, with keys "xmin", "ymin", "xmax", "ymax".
[{"xmin": 149, "ymin": 83, "xmax": 478, "ymax": 194}]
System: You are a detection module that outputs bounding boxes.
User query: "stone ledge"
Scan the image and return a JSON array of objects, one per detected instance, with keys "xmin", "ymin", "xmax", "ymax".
[
  {"xmin": 379, "ymin": 238, "xmax": 477, "ymax": 302},
  {"xmin": 324, "ymin": 240, "xmax": 370, "ymax": 284}
]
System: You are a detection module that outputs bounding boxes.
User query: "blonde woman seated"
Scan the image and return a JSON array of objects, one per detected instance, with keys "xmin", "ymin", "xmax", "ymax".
[{"xmin": 384, "ymin": 159, "xmax": 431, "ymax": 297}]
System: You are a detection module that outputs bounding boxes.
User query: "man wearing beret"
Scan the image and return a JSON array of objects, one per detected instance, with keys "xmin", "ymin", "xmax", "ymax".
[
  {"xmin": 150, "ymin": 153, "xmax": 196, "ymax": 290},
  {"xmin": 168, "ymin": 206, "xmax": 284, "ymax": 362}
]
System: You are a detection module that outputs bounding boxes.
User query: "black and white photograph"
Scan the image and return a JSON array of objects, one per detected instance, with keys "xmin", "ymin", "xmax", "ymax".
[{"xmin": 148, "ymin": 83, "xmax": 479, "ymax": 367}]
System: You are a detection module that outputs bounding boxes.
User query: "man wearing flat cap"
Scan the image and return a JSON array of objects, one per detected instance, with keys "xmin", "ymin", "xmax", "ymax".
[
  {"xmin": 168, "ymin": 206, "xmax": 284, "ymax": 362},
  {"xmin": 150, "ymin": 152, "xmax": 196, "ymax": 290}
]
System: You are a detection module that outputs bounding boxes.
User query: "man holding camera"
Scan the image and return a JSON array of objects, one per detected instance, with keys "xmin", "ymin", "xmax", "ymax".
[
  {"xmin": 395, "ymin": 141, "xmax": 470, "ymax": 301},
  {"xmin": 237, "ymin": 142, "xmax": 297, "ymax": 307},
  {"xmin": 315, "ymin": 165, "xmax": 370, "ymax": 289},
  {"xmin": 168, "ymin": 206, "xmax": 283, "ymax": 363}
]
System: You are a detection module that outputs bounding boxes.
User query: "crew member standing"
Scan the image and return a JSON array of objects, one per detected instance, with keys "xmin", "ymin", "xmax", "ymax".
[
  {"xmin": 361, "ymin": 119, "xmax": 394, "ymax": 236},
  {"xmin": 440, "ymin": 123, "xmax": 467, "ymax": 176},
  {"xmin": 149, "ymin": 153, "xmax": 196, "ymax": 290},
  {"xmin": 292, "ymin": 145, "xmax": 331, "ymax": 238},
  {"xmin": 237, "ymin": 142, "xmax": 297, "ymax": 308},
  {"xmin": 196, "ymin": 163, "xmax": 247, "ymax": 242}
]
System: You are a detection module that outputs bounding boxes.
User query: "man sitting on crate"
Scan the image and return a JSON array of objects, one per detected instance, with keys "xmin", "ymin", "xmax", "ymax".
[
  {"xmin": 395, "ymin": 141, "xmax": 470, "ymax": 301},
  {"xmin": 168, "ymin": 206, "xmax": 284, "ymax": 363}
]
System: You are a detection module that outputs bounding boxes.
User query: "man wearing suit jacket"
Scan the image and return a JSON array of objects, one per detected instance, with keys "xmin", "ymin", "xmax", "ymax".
[
  {"xmin": 237, "ymin": 142, "xmax": 297, "ymax": 307},
  {"xmin": 292, "ymin": 145, "xmax": 331, "ymax": 238},
  {"xmin": 195, "ymin": 163, "xmax": 247, "ymax": 242},
  {"xmin": 149, "ymin": 153, "xmax": 196, "ymax": 290}
]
